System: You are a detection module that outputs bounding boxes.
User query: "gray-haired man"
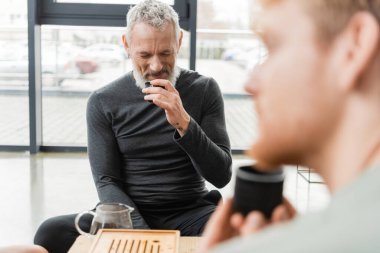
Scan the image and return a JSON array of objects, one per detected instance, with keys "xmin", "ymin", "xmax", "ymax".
[{"xmin": 34, "ymin": 1, "xmax": 232, "ymax": 252}]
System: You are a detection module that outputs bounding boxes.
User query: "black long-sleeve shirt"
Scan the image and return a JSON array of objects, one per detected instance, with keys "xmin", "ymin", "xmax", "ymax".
[{"xmin": 86, "ymin": 68, "xmax": 232, "ymax": 229}]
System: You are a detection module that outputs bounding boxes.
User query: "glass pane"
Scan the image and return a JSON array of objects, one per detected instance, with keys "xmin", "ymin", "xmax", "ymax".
[
  {"xmin": 0, "ymin": 0, "xmax": 29, "ymax": 145},
  {"xmin": 197, "ymin": 0, "xmax": 263, "ymax": 149},
  {"xmin": 41, "ymin": 26, "xmax": 189, "ymax": 146},
  {"xmin": 55, "ymin": 0, "xmax": 174, "ymax": 5}
]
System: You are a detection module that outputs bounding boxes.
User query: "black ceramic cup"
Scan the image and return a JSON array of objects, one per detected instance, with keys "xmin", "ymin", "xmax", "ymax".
[
  {"xmin": 145, "ymin": 81, "xmax": 152, "ymax": 88},
  {"xmin": 233, "ymin": 165, "xmax": 284, "ymax": 218},
  {"xmin": 145, "ymin": 81, "xmax": 165, "ymax": 103},
  {"xmin": 145, "ymin": 81, "xmax": 166, "ymax": 89}
]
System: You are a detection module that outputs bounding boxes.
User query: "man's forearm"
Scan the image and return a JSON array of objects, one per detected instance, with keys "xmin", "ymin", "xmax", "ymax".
[{"xmin": 174, "ymin": 118, "xmax": 232, "ymax": 188}]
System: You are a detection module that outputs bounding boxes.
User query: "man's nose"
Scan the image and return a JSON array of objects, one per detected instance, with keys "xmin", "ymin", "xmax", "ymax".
[{"xmin": 149, "ymin": 56, "xmax": 163, "ymax": 73}]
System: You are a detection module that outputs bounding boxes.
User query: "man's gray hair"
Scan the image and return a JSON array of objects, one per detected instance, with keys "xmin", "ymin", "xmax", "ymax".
[{"xmin": 126, "ymin": 0, "xmax": 181, "ymax": 43}]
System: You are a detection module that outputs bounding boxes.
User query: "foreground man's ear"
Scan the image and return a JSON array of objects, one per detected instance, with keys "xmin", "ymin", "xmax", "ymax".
[{"xmin": 335, "ymin": 12, "xmax": 380, "ymax": 91}]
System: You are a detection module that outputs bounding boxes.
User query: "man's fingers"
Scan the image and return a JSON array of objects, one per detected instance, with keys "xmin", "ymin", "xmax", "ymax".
[
  {"xmin": 145, "ymin": 94, "xmax": 182, "ymax": 114},
  {"xmin": 213, "ymin": 198, "xmax": 234, "ymax": 225},
  {"xmin": 150, "ymin": 79, "xmax": 177, "ymax": 92},
  {"xmin": 142, "ymin": 86, "xmax": 171, "ymax": 97},
  {"xmin": 240, "ymin": 211, "xmax": 267, "ymax": 236},
  {"xmin": 143, "ymin": 86, "xmax": 179, "ymax": 109},
  {"xmin": 150, "ymin": 98, "xmax": 171, "ymax": 110},
  {"xmin": 203, "ymin": 198, "xmax": 234, "ymax": 236},
  {"xmin": 230, "ymin": 213, "xmax": 244, "ymax": 230},
  {"xmin": 204, "ymin": 199, "xmax": 232, "ymax": 235},
  {"xmin": 271, "ymin": 198, "xmax": 297, "ymax": 223},
  {"xmin": 271, "ymin": 205, "xmax": 290, "ymax": 224},
  {"xmin": 283, "ymin": 197, "xmax": 297, "ymax": 218},
  {"xmin": 144, "ymin": 94, "xmax": 168, "ymax": 103}
]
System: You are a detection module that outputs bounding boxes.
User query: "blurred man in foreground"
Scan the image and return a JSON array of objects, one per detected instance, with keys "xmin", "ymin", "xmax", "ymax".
[{"xmin": 199, "ymin": 0, "xmax": 380, "ymax": 252}]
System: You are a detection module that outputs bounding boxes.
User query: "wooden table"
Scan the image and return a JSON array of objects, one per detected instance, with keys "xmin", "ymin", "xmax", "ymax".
[{"xmin": 68, "ymin": 235, "xmax": 201, "ymax": 253}]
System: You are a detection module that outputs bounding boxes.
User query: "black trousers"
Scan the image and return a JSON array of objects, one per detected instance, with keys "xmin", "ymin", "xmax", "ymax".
[{"xmin": 34, "ymin": 194, "xmax": 219, "ymax": 253}]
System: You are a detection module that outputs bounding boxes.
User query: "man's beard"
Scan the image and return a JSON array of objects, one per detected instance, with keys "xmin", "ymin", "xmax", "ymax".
[{"xmin": 132, "ymin": 61, "xmax": 181, "ymax": 89}]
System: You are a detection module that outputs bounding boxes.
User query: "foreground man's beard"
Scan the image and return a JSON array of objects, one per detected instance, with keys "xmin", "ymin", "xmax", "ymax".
[{"xmin": 133, "ymin": 62, "xmax": 181, "ymax": 89}]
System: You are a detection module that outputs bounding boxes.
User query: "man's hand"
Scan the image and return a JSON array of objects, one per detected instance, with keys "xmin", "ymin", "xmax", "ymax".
[
  {"xmin": 142, "ymin": 79, "xmax": 190, "ymax": 136},
  {"xmin": 197, "ymin": 198, "xmax": 296, "ymax": 253},
  {"xmin": 230, "ymin": 197, "xmax": 296, "ymax": 235}
]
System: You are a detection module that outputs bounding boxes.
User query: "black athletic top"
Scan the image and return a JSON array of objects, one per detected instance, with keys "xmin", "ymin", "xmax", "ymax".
[{"xmin": 86, "ymin": 68, "xmax": 232, "ymax": 228}]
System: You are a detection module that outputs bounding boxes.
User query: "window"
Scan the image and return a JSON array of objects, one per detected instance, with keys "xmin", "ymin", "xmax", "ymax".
[
  {"xmin": 40, "ymin": 26, "xmax": 189, "ymax": 146},
  {"xmin": 6, "ymin": 0, "xmax": 257, "ymax": 152},
  {"xmin": 21, "ymin": 0, "xmax": 195, "ymax": 152},
  {"xmin": 0, "ymin": 0, "xmax": 29, "ymax": 146},
  {"xmin": 197, "ymin": 0, "xmax": 264, "ymax": 149}
]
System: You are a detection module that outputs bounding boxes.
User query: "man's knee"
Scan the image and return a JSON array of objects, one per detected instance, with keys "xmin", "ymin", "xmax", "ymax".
[
  {"xmin": 35, "ymin": 216, "xmax": 69, "ymax": 243},
  {"xmin": 34, "ymin": 214, "xmax": 85, "ymax": 253},
  {"xmin": 179, "ymin": 209, "xmax": 215, "ymax": 236},
  {"xmin": 204, "ymin": 190, "xmax": 222, "ymax": 205}
]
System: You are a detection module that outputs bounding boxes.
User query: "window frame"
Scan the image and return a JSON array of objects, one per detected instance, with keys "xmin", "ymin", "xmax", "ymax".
[{"xmin": 39, "ymin": 0, "xmax": 191, "ymax": 29}]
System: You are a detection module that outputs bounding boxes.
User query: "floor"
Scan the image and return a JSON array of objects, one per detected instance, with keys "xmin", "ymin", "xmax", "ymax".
[{"xmin": 0, "ymin": 152, "xmax": 330, "ymax": 246}]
